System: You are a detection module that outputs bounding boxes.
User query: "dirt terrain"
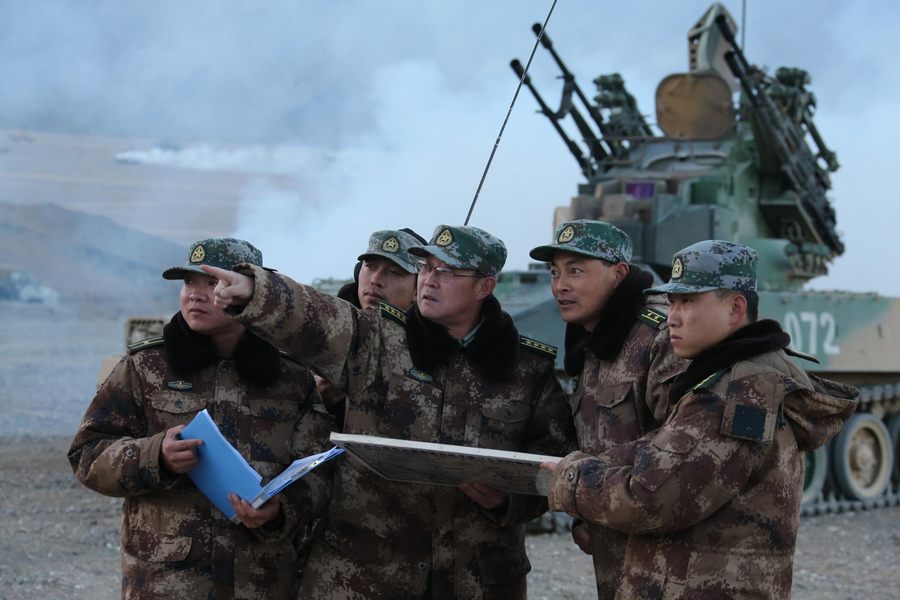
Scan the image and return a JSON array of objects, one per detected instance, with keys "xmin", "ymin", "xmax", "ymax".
[{"xmin": 0, "ymin": 205, "xmax": 897, "ymax": 599}]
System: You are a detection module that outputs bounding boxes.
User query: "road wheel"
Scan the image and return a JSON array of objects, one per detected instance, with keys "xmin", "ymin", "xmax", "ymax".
[
  {"xmin": 832, "ymin": 413, "xmax": 893, "ymax": 501},
  {"xmin": 802, "ymin": 447, "xmax": 828, "ymax": 506},
  {"xmin": 887, "ymin": 413, "xmax": 900, "ymax": 485}
]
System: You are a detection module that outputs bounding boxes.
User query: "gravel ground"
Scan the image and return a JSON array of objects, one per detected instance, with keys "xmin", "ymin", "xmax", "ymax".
[{"xmin": 1, "ymin": 304, "xmax": 898, "ymax": 599}]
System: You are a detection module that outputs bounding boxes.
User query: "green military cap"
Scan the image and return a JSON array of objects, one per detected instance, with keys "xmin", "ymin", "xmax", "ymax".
[
  {"xmin": 162, "ymin": 238, "xmax": 268, "ymax": 280},
  {"xmin": 529, "ymin": 219, "xmax": 633, "ymax": 264},
  {"xmin": 409, "ymin": 225, "xmax": 507, "ymax": 276},
  {"xmin": 644, "ymin": 240, "xmax": 758, "ymax": 294},
  {"xmin": 358, "ymin": 229, "xmax": 423, "ymax": 274}
]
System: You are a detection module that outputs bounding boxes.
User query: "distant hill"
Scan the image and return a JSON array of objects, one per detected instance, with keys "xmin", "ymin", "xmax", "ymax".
[{"xmin": 0, "ymin": 202, "xmax": 185, "ymax": 315}]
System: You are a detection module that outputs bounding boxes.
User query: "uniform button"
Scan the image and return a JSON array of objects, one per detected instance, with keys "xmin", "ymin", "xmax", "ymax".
[
  {"xmin": 124, "ymin": 447, "xmax": 135, "ymax": 459},
  {"xmin": 504, "ymin": 409, "xmax": 512, "ymax": 418},
  {"xmin": 566, "ymin": 468, "xmax": 576, "ymax": 482},
  {"xmin": 417, "ymin": 561, "xmax": 427, "ymax": 570}
]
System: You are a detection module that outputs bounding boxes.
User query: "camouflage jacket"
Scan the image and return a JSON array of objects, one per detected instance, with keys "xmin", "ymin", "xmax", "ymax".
[
  {"xmin": 563, "ymin": 269, "xmax": 686, "ymax": 599},
  {"xmin": 68, "ymin": 319, "xmax": 333, "ymax": 600},
  {"xmin": 233, "ymin": 265, "xmax": 575, "ymax": 600},
  {"xmin": 549, "ymin": 320, "xmax": 858, "ymax": 599}
]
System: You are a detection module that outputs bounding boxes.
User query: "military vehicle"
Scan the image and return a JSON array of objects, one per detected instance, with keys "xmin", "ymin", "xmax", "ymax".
[{"xmin": 495, "ymin": 3, "xmax": 899, "ymax": 515}]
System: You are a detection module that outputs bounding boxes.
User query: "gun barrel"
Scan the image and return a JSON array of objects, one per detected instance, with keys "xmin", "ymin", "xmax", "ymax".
[{"xmin": 510, "ymin": 59, "xmax": 595, "ymax": 179}]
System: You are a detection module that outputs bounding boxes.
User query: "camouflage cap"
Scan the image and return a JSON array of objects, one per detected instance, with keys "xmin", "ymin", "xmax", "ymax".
[
  {"xmin": 162, "ymin": 238, "xmax": 267, "ymax": 280},
  {"xmin": 357, "ymin": 229, "xmax": 423, "ymax": 274},
  {"xmin": 529, "ymin": 219, "xmax": 633, "ymax": 264},
  {"xmin": 409, "ymin": 225, "xmax": 507, "ymax": 276},
  {"xmin": 644, "ymin": 239, "xmax": 758, "ymax": 294}
]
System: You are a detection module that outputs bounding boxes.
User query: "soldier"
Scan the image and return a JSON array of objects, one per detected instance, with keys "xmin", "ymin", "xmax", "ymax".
[
  {"xmin": 321, "ymin": 227, "xmax": 424, "ymax": 428},
  {"xmin": 528, "ymin": 219, "xmax": 686, "ymax": 599},
  {"xmin": 68, "ymin": 238, "xmax": 334, "ymax": 599},
  {"xmin": 203, "ymin": 225, "xmax": 575, "ymax": 600},
  {"xmin": 335, "ymin": 227, "xmax": 424, "ymax": 310},
  {"xmin": 544, "ymin": 240, "xmax": 859, "ymax": 599}
]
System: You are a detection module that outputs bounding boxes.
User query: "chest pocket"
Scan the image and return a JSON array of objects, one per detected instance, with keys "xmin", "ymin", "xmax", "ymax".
[
  {"xmin": 376, "ymin": 371, "xmax": 442, "ymax": 442},
  {"xmin": 147, "ymin": 392, "xmax": 206, "ymax": 430},
  {"xmin": 249, "ymin": 399, "xmax": 302, "ymax": 464},
  {"xmin": 478, "ymin": 398, "xmax": 532, "ymax": 450},
  {"xmin": 579, "ymin": 381, "xmax": 644, "ymax": 450}
]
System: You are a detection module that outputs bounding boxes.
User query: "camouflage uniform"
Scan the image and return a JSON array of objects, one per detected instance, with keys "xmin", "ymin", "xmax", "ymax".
[
  {"xmin": 329, "ymin": 228, "xmax": 424, "ymax": 423},
  {"xmin": 531, "ymin": 220, "xmax": 687, "ymax": 598},
  {"xmin": 68, "ymin": 239, "xmax": 334, "ymax": 600},
  {"xmin": 232, "ymin": 225, "xmax": 575, "ymax": 600},
  {"xmin": 547, "ymin": 241, "xmax": 859, "ymax": 599}
]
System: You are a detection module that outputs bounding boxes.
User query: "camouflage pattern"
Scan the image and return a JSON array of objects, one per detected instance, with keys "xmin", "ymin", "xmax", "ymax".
[
  {"xmin": 409, "ymin": 225, "xmax": 507, "ymax": 276},
  {"xmin": 358, "ymin": 229, "xmax": 423, "ymax": 274},
  {"xmin": 232, "ymin": 265, "xmax": 575, "ymax": 600},
  {"xmin": 568, "ymin": 299, "xmax": 687, "ymax": 599},
  {"xmin": 163, "ymin": 237, "xmax": 267, "ymax": 280},
  {"xmin": 68, "ymin": 345, "xmax": 333, "ymax": 599},
  {"xmin": 529, "ymin": 219, "xmax": 633, "ymax": 264},
  {"xmin": 645, "ymin": 239, "xmax": 759, "ymax": 295},
  {"xmin": 548, "ymin": 347, "xmax": 858, "ymax": 599}
]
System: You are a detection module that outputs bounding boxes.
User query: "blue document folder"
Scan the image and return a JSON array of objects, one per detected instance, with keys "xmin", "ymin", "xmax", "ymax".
[{"xmin": 181, "ymin": 409, "xmax": 343, "ymax": 523}]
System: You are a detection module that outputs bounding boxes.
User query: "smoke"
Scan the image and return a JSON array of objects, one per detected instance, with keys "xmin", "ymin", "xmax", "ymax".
[{"xmin": 0, "ymin": 1, "xmax": 897, "ymax": 292}]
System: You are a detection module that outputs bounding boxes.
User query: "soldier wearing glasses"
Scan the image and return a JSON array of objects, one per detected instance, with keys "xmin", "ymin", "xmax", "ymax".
[{"xmin": 202, "ymin": 225, "xmax": 575, "ymax": 600}]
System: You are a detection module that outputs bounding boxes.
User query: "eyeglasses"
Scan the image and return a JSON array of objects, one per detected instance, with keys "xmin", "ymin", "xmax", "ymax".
[{"xmin": 416, "ymin": 261, "xmax": 486, "ymax": 280}]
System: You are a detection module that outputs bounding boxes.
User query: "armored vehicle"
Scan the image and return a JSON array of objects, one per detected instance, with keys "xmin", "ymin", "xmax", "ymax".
[{"xmin": 496, "ymin": 3, "xmax": 899, "ymax": 515}]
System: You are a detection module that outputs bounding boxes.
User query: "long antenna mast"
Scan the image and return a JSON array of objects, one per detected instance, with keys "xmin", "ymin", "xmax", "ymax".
[{"xmin": 463, "ymin": 0, "xmax": 559, "ymax": 225}]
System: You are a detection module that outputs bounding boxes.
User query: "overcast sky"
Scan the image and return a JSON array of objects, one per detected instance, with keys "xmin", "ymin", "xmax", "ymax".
[{"xmin": 2, "ymin": 1, "xmax": 898, "ymax": 294}]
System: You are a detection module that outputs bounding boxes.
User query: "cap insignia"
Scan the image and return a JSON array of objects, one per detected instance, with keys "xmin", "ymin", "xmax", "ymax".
[
  {"xmin": 435, "ymin": 229, "xmax": 453, "ymax": 247},
  {"xmin": 558, "ymin": 225, "xmax": 575, "ymax": 243},
  {"xmin": 671, "ymin": 257, "xmax": 683, "ymax": 279},
  {"xmin": 382, "ymin": 237, "xmax": 400, "ymax": 253},
  {"xmin": 190, "ymin": 245, "xmax": 206, "ymax": 264}
]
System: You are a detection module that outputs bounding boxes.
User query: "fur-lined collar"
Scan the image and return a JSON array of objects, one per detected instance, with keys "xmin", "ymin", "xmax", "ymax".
[
  {"xmin": 337, "ymin": 281, "xmax": 362, "ymax": 308},
  {"xmin": 563, "ymin": 265, "xmax": 655, "ymax": 375},
  {"xmin": 405, "ymin": 295, "xmax": 519, "ymax": 382},
  {"xmin": 667, "ymin": 319, "xmax": 790, "ymax": 403},
  {"xmin": 163, "ymin": 312, "xmax": 282, "ymax": 386}
]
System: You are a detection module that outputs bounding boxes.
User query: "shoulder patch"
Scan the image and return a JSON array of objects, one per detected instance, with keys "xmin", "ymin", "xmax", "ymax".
[
  {"xmin": 379, "ymin": 301, "xmax": 407, "ymax": 325},
  {"xmin": 691, "ymin": 368, "xmax": 727, "ymax": 392},
  {"xmin": 637, "ymin": 306, "xmax": 667, "ymax": 330},
  {"xmin": 519, "ymin": 336, "xmax": 558, "ymax": 359},
  {"xmin": 128, "ymin": 336, "xmax": 164, "ymax": 354}
]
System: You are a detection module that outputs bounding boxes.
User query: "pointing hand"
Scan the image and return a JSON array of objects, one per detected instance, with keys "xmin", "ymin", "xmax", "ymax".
[{"xmin": 200, "ymin": 265, "xmax": 254, "ymax": 309}]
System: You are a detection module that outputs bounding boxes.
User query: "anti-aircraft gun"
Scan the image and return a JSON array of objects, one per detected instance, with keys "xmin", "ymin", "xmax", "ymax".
[{"xmin": 495, "ymin": 2, "xmax": 900, "ymax": 515}]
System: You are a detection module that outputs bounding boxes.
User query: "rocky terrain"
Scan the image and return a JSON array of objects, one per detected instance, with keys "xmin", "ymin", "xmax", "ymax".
[{"xmin": 0, "ymin": 202, "xmax": 897, "ymax": 599}]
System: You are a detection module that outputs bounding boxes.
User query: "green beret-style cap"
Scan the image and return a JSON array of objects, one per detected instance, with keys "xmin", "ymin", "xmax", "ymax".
[
  {"xmin": 409, "ymin": 225, "xmax": 507, "ymax": 276},
  {"xmin": 644, "ymin": 239, "xmax": 758, "ymax": 295},
  {"xmin": 358, "ymin": 229, "xmax": 423, "ymax": 274},
  {"xmin": 529, "ymin": 219, "xmax": 633, "ymax": 264},
  {"xmin": 162, "ymin": 238, "xmax": 268, "ymax": 280}
]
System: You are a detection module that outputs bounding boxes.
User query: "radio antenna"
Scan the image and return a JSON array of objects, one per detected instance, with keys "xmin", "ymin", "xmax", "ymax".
[{"xmin": 464, "ymin": 0, "xmax": 559, "ymax": 225}]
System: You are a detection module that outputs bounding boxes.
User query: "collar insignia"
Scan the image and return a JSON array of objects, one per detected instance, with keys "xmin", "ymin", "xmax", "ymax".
[
  {"xmin": 190, "ymin": 245, "xmax": 206, "ymax": 264},
  {"xmin": 382, "ymin": 237, "xmax": 400, "ymax": 253},
  {"xmin": 435, "ymin": 229, "xmax": 453, "ymax": 247}
]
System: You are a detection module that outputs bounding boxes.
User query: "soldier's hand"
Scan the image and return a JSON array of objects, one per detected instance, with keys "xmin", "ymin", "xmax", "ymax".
[
  {"xmin": 540, "ymin": 461, "xmax": 558, "ymax": 472},
  {"xmin": 200, "ymin": 265, "xmax": 254, "ymax": 309},
  {"xmin": 161, "ymin": 425, "xmax": 202, "ymax": 474},
  {"xmin": 459, "ymin": 482, "xmax": 508, "ymax": 510},
  {"xmin": 314, "ymin": 374, "xmax": 333, "ymax": 396},
  {"xmin": 229, "ymin": 493, "xmax": 281, "ymax": 529},
  {"xmin": 571, "ymin": 521, "xmax": 592, "ymax": 555}
]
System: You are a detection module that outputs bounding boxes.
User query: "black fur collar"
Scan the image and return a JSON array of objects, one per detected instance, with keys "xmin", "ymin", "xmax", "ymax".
[
  {"xmin": 667, "ymin": 319, "xmax": 790, "ymax": 403},
  {"xmin": 163, "ymin": 312, "xmax": 282, "ymax": 386},
  {"xmin": 405, "ymin": 295, "xmax": 519, "ymax": 382},
  {"xmin": 337, "ymin": 281, "xmax": 362, "ymax": 309},
  {"xmin": 563, "ymin": 265, "xmax": 655, "ymax": 376}
]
